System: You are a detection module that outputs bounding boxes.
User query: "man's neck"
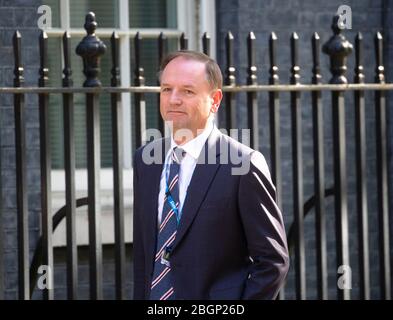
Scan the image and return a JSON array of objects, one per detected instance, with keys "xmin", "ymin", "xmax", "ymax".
[
  {"xmin": 173, "ymin": 130, "xmax": 197, "ymax": 145},
  {"xmin": 172, "ymin": 120, "xmax": 213, "ymax": 146}
]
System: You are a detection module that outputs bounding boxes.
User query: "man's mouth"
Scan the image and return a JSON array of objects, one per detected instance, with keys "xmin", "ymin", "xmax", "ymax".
[{"xmin": 167, "ymin": 111, "xmax": 186, "ymax": 115}]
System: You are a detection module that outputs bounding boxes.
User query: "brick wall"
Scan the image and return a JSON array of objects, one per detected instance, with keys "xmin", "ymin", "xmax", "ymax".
[
  {"xmin": 216, "ymin": 0, "xmax": 391, "ymax": 299},
  {"xmin": 1, "ymin": 0, "xmax": 392, "ymax": 300},
  {"xmin": 384, "ymin": 0, "xmax": 393, "ymax": 292},
  {"xmin": 0, "ymin": 2, "xmax": 136, "ymax": 299},
  {"xmin": 0, "ymin": 0, "xmax": 42, "ymax": 299}
]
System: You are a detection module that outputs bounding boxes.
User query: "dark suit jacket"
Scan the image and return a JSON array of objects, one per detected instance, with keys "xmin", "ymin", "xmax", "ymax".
[{"xmin": 133, "ymin": 127, "xmax": 289, "ymax": 300}]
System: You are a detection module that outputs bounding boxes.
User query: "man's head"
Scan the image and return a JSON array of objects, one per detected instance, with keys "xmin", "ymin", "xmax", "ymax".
[{"xmin": 159, "ymin": 50, "xmax": 223, "ymax": 144}]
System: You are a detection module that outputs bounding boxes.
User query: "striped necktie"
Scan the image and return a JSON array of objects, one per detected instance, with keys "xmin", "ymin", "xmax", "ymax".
[{"xmin": 149, "ymin": 147, "xmax": 185, "ymax": 300}]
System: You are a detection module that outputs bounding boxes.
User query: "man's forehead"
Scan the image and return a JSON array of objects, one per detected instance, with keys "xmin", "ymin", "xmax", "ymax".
[
  {"xmin": 168, "ymin": 55, "xmax": 204, "ymax": 64},
  {"xmin": 164, "ymin": 56, "xmax": 206, "ymax": 71},
  {"xmin": 161, "ymin": 61, "xmax": 208, "ymax": 85},
  {"xmin": 161, "ymin": 81, "xmax": 197, "ymax": 88}
]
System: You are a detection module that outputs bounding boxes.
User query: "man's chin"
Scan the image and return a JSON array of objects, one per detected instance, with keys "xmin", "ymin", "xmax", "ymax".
[
  {"xmin": 165, "ymin": 120, "xmax": 186, "ymax": 130},
  {"xmin": 172, "ymin": 126, "xmax": 196, "ymax": 143}
]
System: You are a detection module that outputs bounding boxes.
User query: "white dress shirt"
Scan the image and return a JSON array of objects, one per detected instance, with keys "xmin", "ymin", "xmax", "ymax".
[{"xmin": 157, "ymin": 119, "xmax": 214, "ymax": 224}]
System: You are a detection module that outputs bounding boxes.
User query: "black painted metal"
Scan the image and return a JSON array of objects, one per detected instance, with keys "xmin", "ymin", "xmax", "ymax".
[
  {"xmin": 322, "ymin": 14, "xmax": 353, "ymax": 300},
  {"xmin": 2, "ymin": 11, "xmax": 392, "ymax": 301},
  {"xmin": 202, "ymin": 32, "xmax": 210, "ymax": 56},
  {"xmin": 290, "ymin": 32, "xmax": 306, "ymax": 300},
  {"xmin": 157, "ymin": 32, "xmax": 167, "ymax": 135},
  {"xmin": 225, "ymin": 31, "xmax": 236, "ymax": 134},
  {"xmin": 287, "ymin": 188, "xmax": 335, "ymax": 261},
  {"xmin": 13, "ymin": 30, "xmax": 30, "ymax": 300},
  {"xmin": 29, "ymin": 198, "xmax": 88, "ymax": 297},
  {"xmin": 0, "ymin": 152, "xmax": 2, "ymax": 299},
  {"xmin": 354, "ymin": 32, "xmax": 370, "ymax": 300},
  {"xmin": 180, "ymin": 33, "xmax": 188, "ymax": 50},
  {"xmin": 269, "ymin": 31, "xmax": 285, "ymax": 301},
  {"xmin": 374, "ymin": 31, "xmax": 391, "ymax": 300},
  {"xmin": 269, "ymin": 31, "xmax": 281, "ymax": 208},
  {"xmin": 247, "ymin": 32, "xmax": 258, "ymax": 150},
  {"xmin": 62, "ymin": 31, "xmax": 78, "ymax": 300},
  {"xmin": 312, "ymin": 32, "xmax": 328, "ymax": 300},
  {"xmin": 38, "ymin": 30, "xmax": 54, "ymax": 300},
  {"xmin": 133, "ymin": 32, "xmax": 146, "ymax": 149},
  {"xmin": 76, "ymin": 12, "xmax": 106, "ymax": 300},
  {"xmin": 75, "ymin": 12, "xmax": 106, "ymax": 87},
  {"xmin": 110, "ymin": 31, "xmax": 126, "ymax": 300}
]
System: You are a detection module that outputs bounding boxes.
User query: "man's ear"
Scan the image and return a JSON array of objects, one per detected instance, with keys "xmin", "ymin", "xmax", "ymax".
[{"xmin": 210, "ymin": 89, "xmax": 223, "ymax": 113}]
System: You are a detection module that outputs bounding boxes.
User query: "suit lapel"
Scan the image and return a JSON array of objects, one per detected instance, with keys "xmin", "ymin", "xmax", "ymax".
[
  {"xmin": 144, "ymin": 137, "xmax": 171, "ymax": 275},
  {"xmin": 171, "ymin": 127, "xmax": 222, "ymax": 252}
]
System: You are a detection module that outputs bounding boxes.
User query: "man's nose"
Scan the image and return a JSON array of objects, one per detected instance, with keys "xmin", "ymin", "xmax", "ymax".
[{"xmin": 169, "ymin": 90, "xmax": 181, "ymax": 105}]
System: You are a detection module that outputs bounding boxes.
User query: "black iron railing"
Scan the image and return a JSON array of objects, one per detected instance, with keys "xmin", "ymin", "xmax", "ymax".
[{"xmin": 0, "ymin": 11, "xmax": 391, "ymax": 300}]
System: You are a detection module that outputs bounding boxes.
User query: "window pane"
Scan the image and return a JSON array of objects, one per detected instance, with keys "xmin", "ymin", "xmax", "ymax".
[
  {"xmin": 130, "ymin": 38, "xmax": 178, "ymax": 150},
  {"xmin": 47, "ymin": 37, "xmax": 113, "ymax": 169},
  {"xmin": 47, "ymin": 38, "xmax": 63, "ymax": 169},
  {"xmin": 129, "ymin": 0, "xmax": 177, "ymax": 28},
  {"xmin": 70, "ymin": 0, "xmax": 119, "ymax": 28},
  {"xmin": 46, "ymin": 0, "xmax": 179, "ymax": 169},
  {"xmin": 42, "ymin": 0, "xmax": 61, "ymax": 28}
]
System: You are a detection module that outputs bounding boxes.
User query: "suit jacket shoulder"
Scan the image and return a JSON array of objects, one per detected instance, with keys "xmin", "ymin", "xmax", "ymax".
[
  {"xmin": 215, "ymin": 130, "xmax": 272, "ymax": 181},
  {"xmin": 134, "ymin": 137, "xmax": 170, "ymax": 169}
]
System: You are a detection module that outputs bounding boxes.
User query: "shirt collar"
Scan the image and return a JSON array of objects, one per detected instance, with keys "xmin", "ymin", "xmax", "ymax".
[{"xmin": 170, "ymin": 117, "xmax": 214, "ymax": 160}]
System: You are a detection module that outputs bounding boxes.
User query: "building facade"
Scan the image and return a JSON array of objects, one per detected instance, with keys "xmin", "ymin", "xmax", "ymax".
[{"xmin": 0, "ymin": 0, "xmax": 392, "ymax": 299}]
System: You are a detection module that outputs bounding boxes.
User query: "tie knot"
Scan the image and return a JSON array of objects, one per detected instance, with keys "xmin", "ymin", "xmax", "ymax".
[{"xmin": 172, "ymin": 147, "xmax": 186, "ymax": 164}]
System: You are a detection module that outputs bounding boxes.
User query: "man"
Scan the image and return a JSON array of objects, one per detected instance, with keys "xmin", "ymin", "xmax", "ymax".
[{"xmin": 133, "ymin": 50, "xmax": 289, "ymax": 300}]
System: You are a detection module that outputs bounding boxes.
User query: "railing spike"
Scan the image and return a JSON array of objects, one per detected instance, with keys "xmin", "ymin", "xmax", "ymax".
[
  {"xmin": 374, "ymin": 31, "xmax": 385, "ymax": 84},
  {"xmin": 180, "ymin": 33, "xmax": 188, "ymax": 50},
  {"xmin": 269, "ymin": 31, "xmax": 279, "ymax": 85},
  {"xmin": 290, "ymin": 32, "xmax": 300, "ymax": 85},
  {"xmin": 202, "ymin": 32, "xmax": 210, "ymax": 56},
  {"xmin": 322, "ymin": 14, "xmax": 353, "ymax": 84},
  {"xmin": 39, "ymin": 31, "xmax": 49, "ymax": 87},
  {"xmin": 312, "ymin": 32, "xmax": 321, "ymax": 84},
  {"xmin": 354, "ymin": 32, "xmax": 365, "ymax": 84},
  {"xmin": 13, "ymin": 30, "xmax": 24, "ymax": 87},
  {"xmin": 111, "ymin": 31, "xmax": 120, "ymax": 87},
  {"xmin": 75, "ymin": 12, "xmax": 106, "ymax": 87},
  {"xmin": 62, "ymin": 31, "xmax": 73, "ymax": 87}
]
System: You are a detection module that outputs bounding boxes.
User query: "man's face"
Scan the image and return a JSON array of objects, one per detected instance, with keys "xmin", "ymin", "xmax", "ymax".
[{"xmin": 160, "ymin": 57, "xmax": 222, "ymax": 139}]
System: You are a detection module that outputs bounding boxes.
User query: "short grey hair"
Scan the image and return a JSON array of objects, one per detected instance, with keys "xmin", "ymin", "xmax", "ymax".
[{"xmin": 159, "ymin": 50, "xmax": 223, "ymax": 90}]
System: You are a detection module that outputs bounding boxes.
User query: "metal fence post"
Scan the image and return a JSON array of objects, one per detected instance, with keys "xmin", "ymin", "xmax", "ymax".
[
  {"xmin": 269, "ymin": 31, "xmax": 281, "ymax": 208},
  {"xmin": 311, "ymin": 32, "xmax": 328, "ymax": 300},
  {"xmin": 322, "ymin": 14, "xmax": 353, "ymax": 300},
  {"xmin": 110, "ymin": 31, "xmax": 126, "ymax": 300},
  {"xmin": 157, "ymin": 32, "xmax": 167, "ymax": 135},
  {"xmin": 354, "ymin": 32, "xmax": 370, "ymax": 300},
  {"xmin": 76, "ymin": 11, "xmax": 106, "ymax": 300},
  {"xmin": 269, "ymin": 31, "xmax": 285, "ymax": 300},
  {"xmin": 62, "ymin": 30, "xmax": 78, "ymax": 300},
  {"xmin": 133, "ymin": 32, "xmax": 146, "ymax": 149},
  {"xmin": 247, "ymin": 32, "xmax": 258, "ymax": 150},
  {"xmin": 38, "ymin": 30, "xmax": 54, "ymax": 300},
  {"xmin": 225, "ymin": 31, "xmax": 236, "ymax": 133},
  {"xmin": 180, "ymin": 33, "xmax": 188, "ymax": 50},
  {"xmin": 13, "ymin": 30, "xmax": 30, "ymax": 300},
  {"xmin": 374, "ymin": 31, "xmax": 391, "ymax": 300},
  {"xmin": 0, "ymin": 95, "xmax": 3, "ymax": 301},
  {"xmin": 202, "ymin": 32, "xmax": 210, "ymax": 56},
  {"xmin": 290, "ymin": 32, "xmax": 306, "ymax": 300}
]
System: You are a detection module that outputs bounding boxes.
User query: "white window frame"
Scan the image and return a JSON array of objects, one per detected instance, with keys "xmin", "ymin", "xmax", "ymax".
[{"xmin": 45, "ymin": 0, "xmax": 217, "ymax": 246}]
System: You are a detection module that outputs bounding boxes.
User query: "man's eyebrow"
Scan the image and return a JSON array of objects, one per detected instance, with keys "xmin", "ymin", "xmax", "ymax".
[{"xmin": 160, "ymin": 83, "xmax": 197, "ymax": 89}]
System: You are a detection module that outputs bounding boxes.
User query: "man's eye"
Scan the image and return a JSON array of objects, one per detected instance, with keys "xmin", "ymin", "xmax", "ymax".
[
  {"xmin": 185, "ymin": 90, "xmax": 194, "ymax": 95},
  {"xmin": 161, "ymin": 87, "xmax": 171, "ymax": 92}
]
